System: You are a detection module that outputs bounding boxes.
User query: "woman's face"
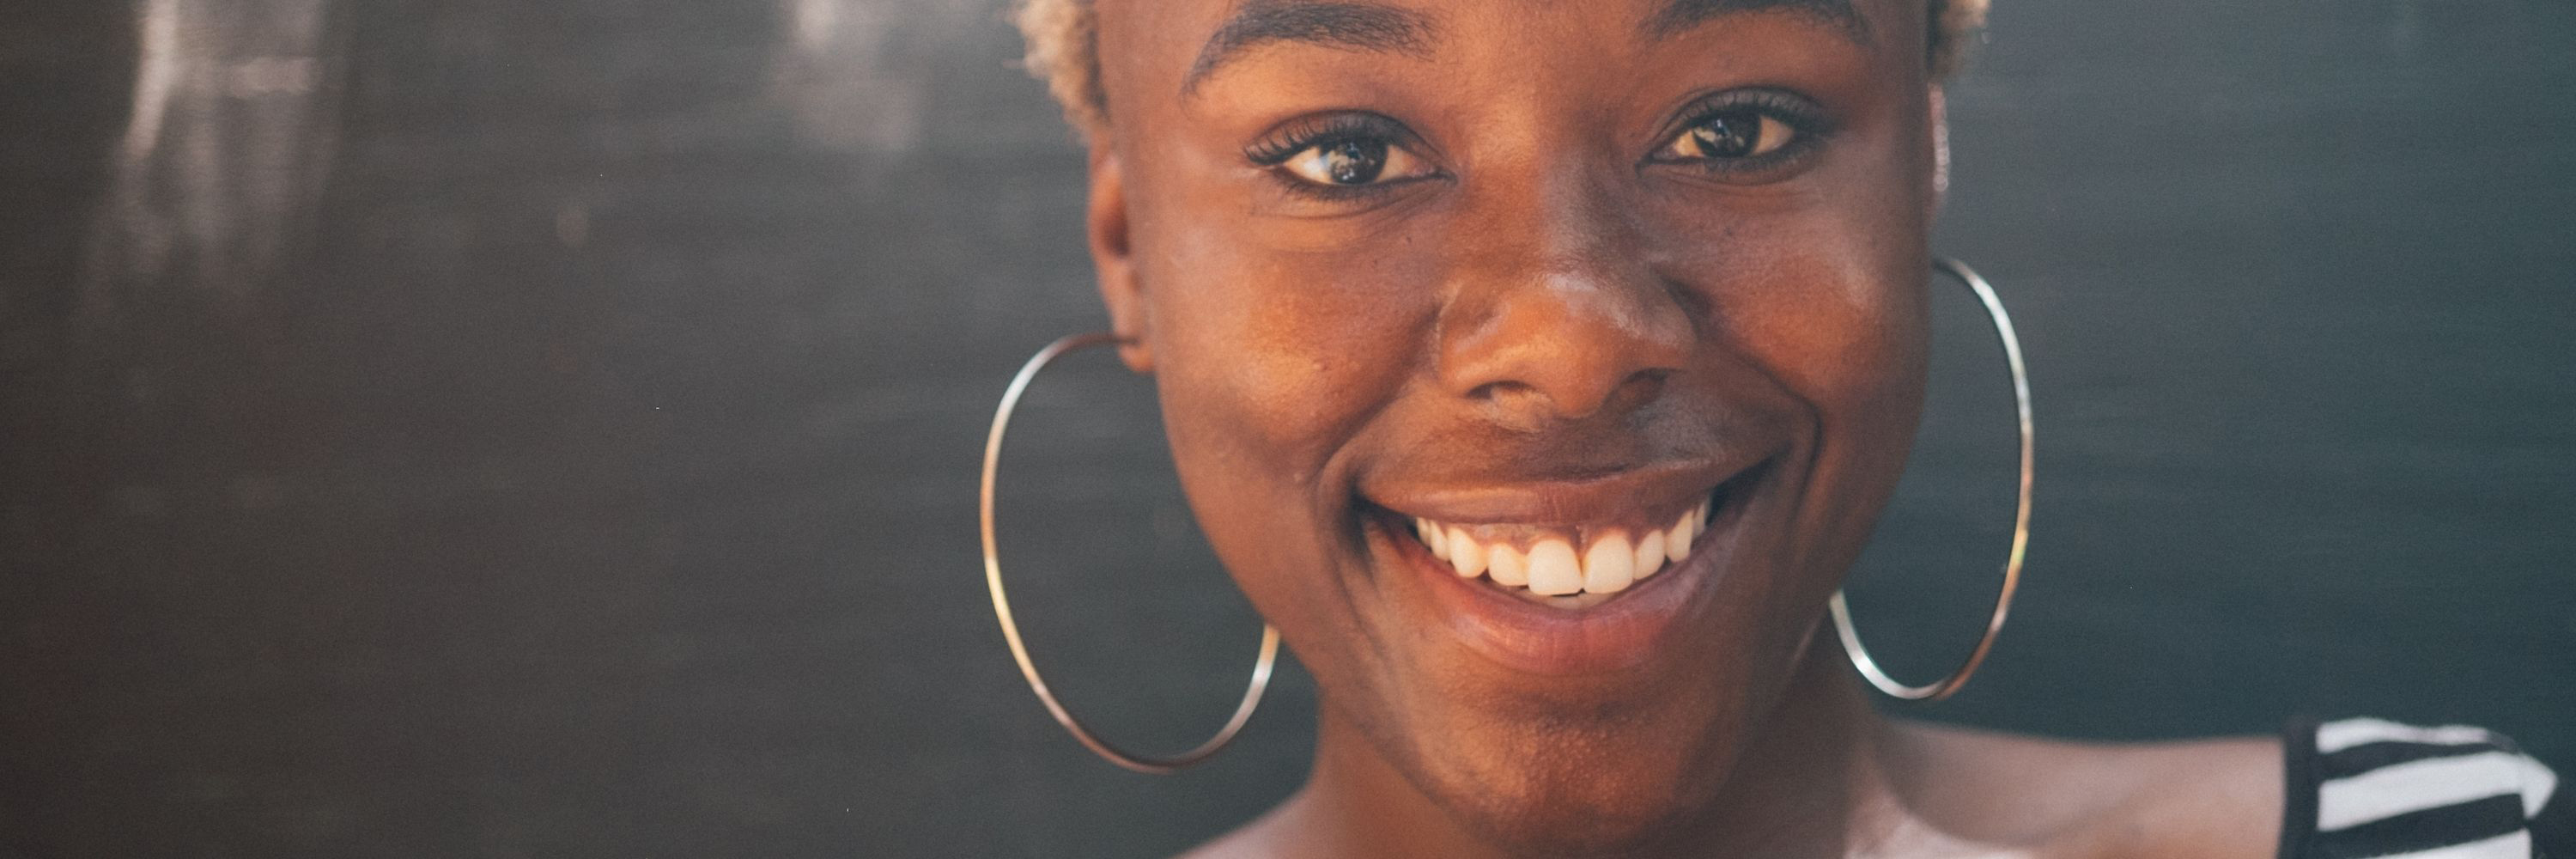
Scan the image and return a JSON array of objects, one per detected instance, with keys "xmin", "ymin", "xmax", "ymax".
[{"xmin": 1085, "ymin": 0, "xmax": 1938, "ymax": 846}]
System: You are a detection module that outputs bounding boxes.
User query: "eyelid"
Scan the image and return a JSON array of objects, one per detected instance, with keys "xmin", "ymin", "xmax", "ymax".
[
  {"xmin": 1244, "ymin": 111, "xmax": 1436, "ymax": 168},
  {"xmin": 1243, "ymin": 110, "xmax": 1445, "ymax": 208},
  {"xmin": 1645, "ymin": 88, "xmax": 1833, "ymax": 166}
]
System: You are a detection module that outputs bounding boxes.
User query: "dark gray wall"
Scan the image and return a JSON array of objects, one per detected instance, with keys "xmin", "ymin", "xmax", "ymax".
[{"xmin": 1, "ymin": 0, "xmax": 2569, "ymax": 856}]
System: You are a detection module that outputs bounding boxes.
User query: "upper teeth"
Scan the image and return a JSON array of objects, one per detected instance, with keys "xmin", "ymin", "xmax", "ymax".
[{"xmin": 1411, "ymin": 495, "xmax": 1713, "ymax": 598}]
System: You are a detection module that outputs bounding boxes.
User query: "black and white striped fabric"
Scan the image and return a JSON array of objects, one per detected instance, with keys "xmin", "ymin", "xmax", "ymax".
[{"xmin": 2281, "ymin": 717, "xmax": 2572, "ymax": 859}]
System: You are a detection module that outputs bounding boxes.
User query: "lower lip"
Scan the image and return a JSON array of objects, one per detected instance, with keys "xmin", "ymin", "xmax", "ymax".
[{"xmin": 1374, "ymin": 483, "xmax": 1751, "ymax": 677}]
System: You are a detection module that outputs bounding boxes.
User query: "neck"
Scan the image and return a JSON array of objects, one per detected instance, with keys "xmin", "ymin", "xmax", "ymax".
[{"xmin": 1279, "ymin": 631, "xmax": 1912, "ymax": 859}]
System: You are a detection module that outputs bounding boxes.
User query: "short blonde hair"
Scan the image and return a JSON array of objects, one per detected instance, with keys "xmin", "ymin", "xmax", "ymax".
[{"xmin": 1014, "ymin": 0, "xmax": 1990, "ymax": 141}]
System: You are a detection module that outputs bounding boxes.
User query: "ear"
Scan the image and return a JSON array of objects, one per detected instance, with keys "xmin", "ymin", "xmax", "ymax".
[
  {"xmin": 1927, "ymin": 85, "xmax": 1951, "ymax": 222},
  {"xmin": 1086, "ymin": 143, "xmax": 1154, "ymax": 374}
]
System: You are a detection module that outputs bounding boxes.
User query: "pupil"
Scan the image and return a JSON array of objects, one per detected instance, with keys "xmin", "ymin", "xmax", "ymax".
[
  {"xmin": 1323, "ymin": 139, "xmax": 1388, "ymax": 185},
  {"xmin": 1692, "ymin": 111, "xmax": 1759, "ymax": 158}
]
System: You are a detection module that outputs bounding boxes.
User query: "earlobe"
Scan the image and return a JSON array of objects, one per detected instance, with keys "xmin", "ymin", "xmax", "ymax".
[{"xmin": 1086, "ymin": 144, "xmax": 1154, "ymax": 374}]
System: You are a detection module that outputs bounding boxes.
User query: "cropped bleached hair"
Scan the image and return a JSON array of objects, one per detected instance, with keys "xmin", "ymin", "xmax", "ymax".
[{"xmin": 1013, "ymin": 0, "xmax": 1990, "ymax": 141}]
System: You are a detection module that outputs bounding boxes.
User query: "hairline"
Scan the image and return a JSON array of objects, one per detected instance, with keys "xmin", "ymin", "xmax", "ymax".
[
  {"xmin": 1016, "ymin": 0, "xmax": 1984, "ymax": 142},
  {"xmin": 1181, "ymin": 0, "xmax": 1872, "ymax": 97}
]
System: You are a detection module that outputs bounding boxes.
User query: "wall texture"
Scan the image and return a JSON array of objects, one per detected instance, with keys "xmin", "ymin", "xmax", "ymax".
[{"xmin": 1, "ymin": 0, "xmax": 2570, "ymax": 856}]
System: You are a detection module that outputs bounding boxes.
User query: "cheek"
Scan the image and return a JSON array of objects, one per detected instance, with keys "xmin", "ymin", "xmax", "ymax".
[
  {"xmin": 1735, "ymin": 253, "xmax": 1927, "ymax": 421},
  {"xmin": 1132, "ymin": 216, "xmax": 1429, "ymax": 615},
  {"xmin": 1645, "ymin": 189, "xmax": 1926, "ymax": 424},
  {"xmin": 1781, "ymin": 260, "xmax": 1927, "ymax": 532},
  {"xmin": 1652, "ymin": 187, "xmax": 1931, "ymax": 577},
  {"xmin": 1135, "ymin": 192, "xmax": 1434, "ymax": 462},
  {"xmin": 1741, "ymin": 247, "xmax": 1930, "ymax": 606},
  {"xmin": 1647, "ymin": 164, "xmax": 1931, "ymax": 445}
]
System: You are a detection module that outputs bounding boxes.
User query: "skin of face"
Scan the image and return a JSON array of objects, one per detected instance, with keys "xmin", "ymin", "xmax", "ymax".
[{"xmin": 1082, "ymin": 0, "xmax": 1941, "ymax": 851}]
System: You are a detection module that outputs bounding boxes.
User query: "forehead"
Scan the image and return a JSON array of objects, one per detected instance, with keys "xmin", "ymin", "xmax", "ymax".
[
  {"xmin": 1097, "ymin": 0, "xmax": 1909, "ymax": 98},
  {"xmin": 1189, "ymin": 0, "xmax": 1871, "ymax": 88}
]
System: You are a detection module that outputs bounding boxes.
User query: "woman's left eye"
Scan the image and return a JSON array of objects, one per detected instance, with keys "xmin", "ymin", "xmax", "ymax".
[
  {"xmin": 1274, "ymin": 137, "xmax": 1436, "ymax": 188},
  {"xmin": 1656, "ymin": 107, "xmax": 1801, "ymax": 162}
]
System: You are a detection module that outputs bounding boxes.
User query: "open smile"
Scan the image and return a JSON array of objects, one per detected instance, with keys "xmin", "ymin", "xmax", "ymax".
[
  {"xmin": 1360, "ymin": 459, "xmax": 1774, "ymax": 674},
  {"xmin": 1408, "ymin": 494, "xmax": 1716, "ymax": 603}
]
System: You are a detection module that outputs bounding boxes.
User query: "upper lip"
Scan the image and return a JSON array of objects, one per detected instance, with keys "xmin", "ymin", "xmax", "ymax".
[{"xmin": 1360, "ymin": 456, "xmax": 1750, "ymax": 527}]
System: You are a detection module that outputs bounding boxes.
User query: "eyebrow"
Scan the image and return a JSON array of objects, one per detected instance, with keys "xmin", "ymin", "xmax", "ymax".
[
  {"xmin": 1642, "ymin": 0, "xmax": 1870, "ymax": 44},
  {"xmin": 1182, "ymin": 0, "xmax": 1435, "ymax": 95}
]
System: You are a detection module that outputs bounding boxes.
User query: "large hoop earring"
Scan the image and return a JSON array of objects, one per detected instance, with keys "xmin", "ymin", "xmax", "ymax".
[
  {"xmin": 979, "ymin": 332, "xmax": 1280, "ymax": 774},
  {"xmin": 1829, "ymin": 258, "xmax": 2033, "ymax": 702}
]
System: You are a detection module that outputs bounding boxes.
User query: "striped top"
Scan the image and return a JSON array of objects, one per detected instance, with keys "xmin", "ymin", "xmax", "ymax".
[{"xmin": 2281, "ymin": 717, "xmax": 2571, "ymax": 858}]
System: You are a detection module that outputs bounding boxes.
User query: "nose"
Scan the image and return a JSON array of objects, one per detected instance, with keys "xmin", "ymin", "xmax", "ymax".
[{"xmin": 1437, "ymin": 176, "xmax": 1694, "ymax": 426}]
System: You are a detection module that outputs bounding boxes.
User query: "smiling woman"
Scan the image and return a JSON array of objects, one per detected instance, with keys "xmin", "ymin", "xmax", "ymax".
[{"xmin": 984, "ymin": 0, "xmax": 2571, "ymax": 856}]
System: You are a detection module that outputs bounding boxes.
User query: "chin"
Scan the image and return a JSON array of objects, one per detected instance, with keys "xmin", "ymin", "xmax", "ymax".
[
  {"xmin": 1356, "ymin": 633, "xmax": 1795, "ymax": 856},
  {"xmin": 1425, "ymin": 738, "xmax": 1738, "ymax": 856}
]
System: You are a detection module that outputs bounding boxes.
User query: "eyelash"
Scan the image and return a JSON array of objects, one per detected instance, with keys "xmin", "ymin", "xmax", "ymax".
[
  {"xmin": 1244, "ymin": 113, "xmax": 1433, "ymax": 202},
  {"xmin": 1657, "ymin": 88, "xmax": 1833, "ymax": 178},
  {"xmin": 1239, "ymin": 90, "xmax": 1834, "ymax": 203}
]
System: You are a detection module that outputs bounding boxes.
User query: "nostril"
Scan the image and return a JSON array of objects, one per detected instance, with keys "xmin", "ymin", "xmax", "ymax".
[
  {"xmin": 1594, "ymin": 370, "xmax": 1670, "ymax": 417},
  {"xmin": 1619, "ymin": 369, "xmax": 1669, "ymax": 404},
  {"xmin": 1473, "ymin": 369, "xmax": 1669, "ymax": 428}
]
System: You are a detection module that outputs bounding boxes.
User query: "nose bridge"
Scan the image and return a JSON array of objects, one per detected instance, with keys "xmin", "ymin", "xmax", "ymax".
[
  {"xmin": 1438, "ymin": 161, "xmax": 1693, "ymax": 423},
  {"xmin": 1526, "ymin": 164, "xmax": 1631, "ymax": 278}
]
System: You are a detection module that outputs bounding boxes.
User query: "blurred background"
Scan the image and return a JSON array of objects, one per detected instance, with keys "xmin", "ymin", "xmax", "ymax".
[{"xmin": 1, "ymin": 0, "xmax": 2570, "ymax": 856}]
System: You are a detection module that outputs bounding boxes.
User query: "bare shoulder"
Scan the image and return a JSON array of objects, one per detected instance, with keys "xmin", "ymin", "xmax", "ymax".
[
  {"xmin": 1887, "ymin": 720, "xmax": 2284, "ymax": 859},
  {"xmin": 2085, "ymin": 732, "xmax": 2285, "ymax": 859},
  {"xmin": 1175, "ymin": 791, "xmax": 1307, "ymax": 859}
]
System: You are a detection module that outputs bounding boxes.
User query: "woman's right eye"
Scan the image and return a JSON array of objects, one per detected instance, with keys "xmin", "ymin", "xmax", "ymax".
[
  {"xmin": 1273, "ymin": 137, "xmax": 1436, "ymax": 188},
  {"xmin": 1246, "ymin": 113, "xmax": 1441, "ymax": 198}
]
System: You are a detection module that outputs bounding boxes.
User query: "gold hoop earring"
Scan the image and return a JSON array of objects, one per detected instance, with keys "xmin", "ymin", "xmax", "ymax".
[
  {"xmin": 1829, "ymin": 258, "xmax": 2033, "ymax": 702},
  {"xmin": 979, "ymin": 332, "xmax": 1279, "ymax": 774}
]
